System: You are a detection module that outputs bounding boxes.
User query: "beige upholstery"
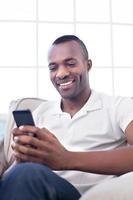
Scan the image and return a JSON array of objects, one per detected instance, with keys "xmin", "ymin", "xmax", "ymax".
[
  {"xmin": 0, "ymin": 97, "xmax": 46, "ymax": 176},
  {"xmin": 80, "ymin": 172, "xmax": 133, "ymax": 200}
]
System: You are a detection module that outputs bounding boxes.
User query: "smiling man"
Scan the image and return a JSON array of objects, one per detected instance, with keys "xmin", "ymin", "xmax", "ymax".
[
  {"xmin": 48, "ymin": 38, "xmax": 91, "ymax": 99},
  {"xmin": 48, "ymin": 36, "xmax": 92, "ymax": 116},
  {"xmin": 1, "ymin": 35, "xmax": 133, "ymax": 200}
]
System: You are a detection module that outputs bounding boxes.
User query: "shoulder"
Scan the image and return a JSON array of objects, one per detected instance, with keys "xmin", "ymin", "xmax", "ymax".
[
  {"xmin": 94, "ymin": 90, "xmax": 133, "ymax": 109},
  {"xmin": 93, "ymin": 90, "xmax": 133, "ymax": 131}
]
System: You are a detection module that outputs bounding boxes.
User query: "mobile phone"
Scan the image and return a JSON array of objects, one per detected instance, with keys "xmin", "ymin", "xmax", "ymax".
[{"xmin": 12, "ymin": 109, "xmax": 35, "ymax": 127}]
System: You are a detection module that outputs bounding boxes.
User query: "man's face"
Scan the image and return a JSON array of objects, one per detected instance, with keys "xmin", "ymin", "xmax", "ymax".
[{"xmin": 48, "ymin": 41, "xmax": 91, "ymax": 100}]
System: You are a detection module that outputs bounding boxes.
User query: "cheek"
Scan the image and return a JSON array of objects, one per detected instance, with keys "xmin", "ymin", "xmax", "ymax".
[
  {"xmin": 49, "ymin": 72, "xmax": 54, "ymax": 81},
  {"xmin": 80, "ymin": 70, "xmax": 89, "ymax": 83},
  {"xmin": 49, "ymin": 73, "xmax": 57, "ymax": 86}
]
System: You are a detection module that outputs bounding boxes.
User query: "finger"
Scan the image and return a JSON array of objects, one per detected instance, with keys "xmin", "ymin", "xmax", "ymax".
[
  {"xmin": 13, "ymin": 134, "xmax": 47, "ymax": 150},
  {"xmin": 12, "ymin": 127, "xmax": 35, "ymax": 138},
  {"xmin": 18, "ymin": 125, "xmax": 40, "ymax": 138},
  {"xmin": 19, "ymin": 126, "xmax": 56, "ymax": 141},
  {"xmin": 12, "ymin": 142, "xmax": 48, "ymax": 161},
  {"xmin": 13, "ymin": 135, "xmax": 35, "ymax": 147},
  {"xmin": 41, "ymin": 128, "xmax": 57, "ymax": 139},
  {"xmin": 36, "ymin": 127, "xmax": 57, "ymax": 142},
  {"xmin": 12, "ymin": 134, "xmax": 57, "ymax": 160},
  {"xmin": 12, "ymin": 127, "xmax": 24, "ymax": 137},
  {"xmin": 14, "ymin": 152, "xmax": 44, "ymax": 164}
]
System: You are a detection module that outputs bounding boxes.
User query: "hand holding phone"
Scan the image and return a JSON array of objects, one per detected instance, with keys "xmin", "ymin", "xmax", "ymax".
[
  {"xmin": 12, "ymin": 109, "xmax": 36, "ymax": 153},
  {"xmin": 12, "ymin": 109, "xmax": 35, "ymax": 137}
]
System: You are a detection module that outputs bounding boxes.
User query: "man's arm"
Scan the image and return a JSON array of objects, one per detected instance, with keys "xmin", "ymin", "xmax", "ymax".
[
  {"xmin": 67, "ymin": 145, "xmax": 133, "ymax": 175},
  {"xmin": 12, "ymin": 121, "xmax": 133, "ymax": 175}
]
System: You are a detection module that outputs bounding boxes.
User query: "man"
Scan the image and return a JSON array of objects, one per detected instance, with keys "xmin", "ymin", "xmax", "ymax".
[{"xmin": 1, "ymin": 35, "xmax": 133, "ymax": 200}]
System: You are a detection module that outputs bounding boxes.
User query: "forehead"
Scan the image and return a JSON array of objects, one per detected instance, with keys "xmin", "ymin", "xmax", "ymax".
[{"xmin": 48, "ymin": 41, "xmax": 84, "ymax": 62}]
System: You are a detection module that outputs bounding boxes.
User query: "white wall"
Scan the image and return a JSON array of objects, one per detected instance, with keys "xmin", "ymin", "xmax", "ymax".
[{"xmin": 0, "ymin": 0, "xmax": 133, "ymax": 113}]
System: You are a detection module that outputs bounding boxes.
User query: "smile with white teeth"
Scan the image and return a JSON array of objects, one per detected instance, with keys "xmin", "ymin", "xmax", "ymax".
[
  {"xmin": 60, "ymin": 81, "xmax": 73, "ymax": 86},
  {"xmin": 59, "ymin": 81, "xmax": 74, "ymax": 89}
]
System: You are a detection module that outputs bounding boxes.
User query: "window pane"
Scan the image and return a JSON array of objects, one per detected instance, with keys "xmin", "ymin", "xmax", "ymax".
[
  {"xmin": 39, "ymin": 0, "xmax": 73, "ymax": 21},
  {"xmin": 38, "ymin": 24, "xmax": 74, "ymax": 66},
  {"xmin": 112, "ymin": 0, "xmax": 133, "ymax": 23},
  {"xmin": 0, "ymin": 23, "xmax": 36, "ymax": 66},
  {"xmin": 0, "ymin": 68, "xmax": 37, "ymax": 113},
  {"xmin": 90, "ymin": 68, "xmax": 113, "ymax": 95},
  {"xmin": 76, "ymin": 0, "xmax": 110, "ymax": 22},
  {"xmin": 0, "ymin": 0, "xmax": 36, "ymax": 20},
  {"xmin": 38, "ymin": 68, "xmax": 60, "ymax": 100},
  {"xmin": 114, "ymin": 69, "xmax": 133, "ymax": 97},
  {"xmin": 113, "ymin": 25, "xmax": 133, "ymax": 67},
  {"xmin": 76, "ymin": 24, "xmax": 111, "ymax": 67}
]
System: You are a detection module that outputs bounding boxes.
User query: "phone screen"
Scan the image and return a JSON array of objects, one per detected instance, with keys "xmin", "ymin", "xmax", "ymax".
[{"xmin": 12, "ymin": 109, "xmax": 35, "ymax": 127}]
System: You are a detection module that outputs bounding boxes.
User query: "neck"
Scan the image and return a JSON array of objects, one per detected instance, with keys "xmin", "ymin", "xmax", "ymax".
[{"xmin": 61, "ymin": 89, "xmax": 91, "ymax": 117}]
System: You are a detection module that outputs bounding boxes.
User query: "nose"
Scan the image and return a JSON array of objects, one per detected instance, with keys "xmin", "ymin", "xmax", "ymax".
[{"xmin": 56, "ymin": 65, "xmax": 70, "ymax": 79}]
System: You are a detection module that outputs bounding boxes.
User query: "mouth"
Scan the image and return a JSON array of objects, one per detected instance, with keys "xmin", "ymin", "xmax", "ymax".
[{"xmin": 58, "ymin": 80, "xmax": 74, "ymax": 90}]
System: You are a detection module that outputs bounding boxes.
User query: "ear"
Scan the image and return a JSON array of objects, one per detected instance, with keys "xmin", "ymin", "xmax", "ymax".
[{"xmin": 87, "ymin": 59, "xmax": 92, "ymax": 71}]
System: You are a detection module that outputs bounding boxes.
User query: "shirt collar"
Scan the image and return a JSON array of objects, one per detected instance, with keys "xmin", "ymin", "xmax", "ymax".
[
  {"xmin": 51, "ymin": 89, "xmax": 102, "ymax": 115},
  {"xmin": 82, "ymin": 89, "xmax": 102, "ymax": 112}
]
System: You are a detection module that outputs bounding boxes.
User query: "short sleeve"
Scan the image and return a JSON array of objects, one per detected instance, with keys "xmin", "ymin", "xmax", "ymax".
[{"xmin": 116, "ymin": 97, "xmax": 133, "ymax": 132}]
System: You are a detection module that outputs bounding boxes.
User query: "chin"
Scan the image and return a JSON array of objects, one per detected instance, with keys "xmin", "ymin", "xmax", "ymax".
[
  {"xmin": 60, "ymin": 93, "xmax": 77, "ymax": 100},
  {"xmin": 57, "ymin": 87, "xmax": 78, "ymax": 99}
]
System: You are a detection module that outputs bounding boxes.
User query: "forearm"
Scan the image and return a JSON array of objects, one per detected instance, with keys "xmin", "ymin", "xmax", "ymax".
[
  {"xmin": 12, "ymin": 126, "xmax": 133, "ymax": 174},
  {"xmin": 65, "ymin": 146, "xmax": 133, "ymax": 175}
]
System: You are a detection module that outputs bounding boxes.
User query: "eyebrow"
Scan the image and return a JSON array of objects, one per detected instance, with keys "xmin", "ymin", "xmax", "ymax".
[
  {"xmin": 48, "ymin": 62, "xmax": 56, "ymax": 67},
  {"xmin": 64, "ymin": 58, "xmax": 77, "ymax": 62},
  {"xmin": 48, "ymin": 58, "xmax": 77, "ymax": 66}
]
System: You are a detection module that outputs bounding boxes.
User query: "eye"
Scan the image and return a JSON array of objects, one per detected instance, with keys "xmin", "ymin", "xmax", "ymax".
[
  {"xmin": 66, "ymin": 62, "xmax": 76, "ymax": 67},
  {"xmin": 48, "ymin": 64, "xmax": 57, "ymax": 71}
]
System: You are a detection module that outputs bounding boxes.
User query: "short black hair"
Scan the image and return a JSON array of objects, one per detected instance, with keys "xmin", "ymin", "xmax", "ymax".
[{"xmin": 52, "ymin": 35, "xmax": 89, "ymax": 60}]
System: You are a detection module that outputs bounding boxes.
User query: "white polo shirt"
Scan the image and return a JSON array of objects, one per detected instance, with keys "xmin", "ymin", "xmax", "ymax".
[{"xmin": 34, "ymin": 90, "xmax": 133, "ymax": 195}]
